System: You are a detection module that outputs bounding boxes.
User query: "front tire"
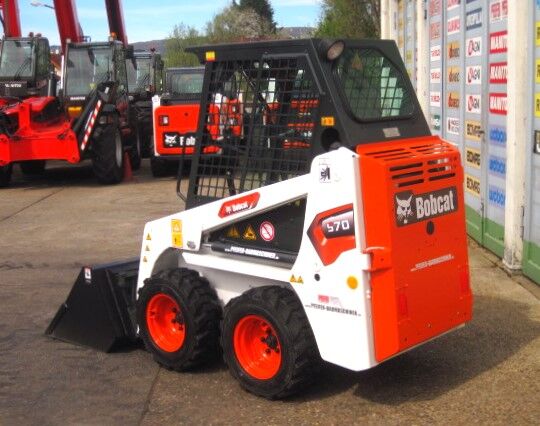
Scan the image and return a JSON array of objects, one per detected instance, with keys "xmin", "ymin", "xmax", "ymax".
[
  {"xmin": 221, "ymin": 286, "xmax": 320, "ymax": 399},
  {"xmin": 136, "ymin": 268, "xmax": 222, "ymax": 370},
  {"xmin": 92, "ymin": 125, "xmax": 124, "ymax": 184},
  {"xmin": 0, "ymin": 164, "xmax": 12, "ymax": 187}
]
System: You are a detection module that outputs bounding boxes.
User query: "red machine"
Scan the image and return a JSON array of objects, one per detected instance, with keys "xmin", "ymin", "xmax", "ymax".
[
  {"xmin": 0, "ymin": 0, "xmax": 137, "ymax": 186},
  {"xmin": 0, "ymin": 0, "xmax": 21, "ymax": 37}
]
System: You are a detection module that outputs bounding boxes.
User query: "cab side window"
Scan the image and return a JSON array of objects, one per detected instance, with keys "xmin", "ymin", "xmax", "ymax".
[
  {"xmin": 115, "ymin": 47, "xmax": 128, "ymax": 90},
  {"xmin": 36, "ymin": 39, "xmax": 50, "ymax": 79}
]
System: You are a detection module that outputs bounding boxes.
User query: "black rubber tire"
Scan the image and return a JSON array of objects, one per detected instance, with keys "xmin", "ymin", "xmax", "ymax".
[
  {"xmin": 92, "ymin": 125, "xmax": 124, "ymax": 184},
  {"xmin": 150, "ymin": 155, "xmax": 172, "ymax": 177},
  {"xmin": 128, "ymin": 129, "xmax": 142, "ymax": 171},
  {"xmin": 0, "ymin": 164, "xmax": 12, "ymax": 187},
  {"xmin": 139, "ymin": 123, "xmax": 152, "ymax": 158},
  {"xmin": 149, "ymin": 137, "xmax": 173, "ymax": 177},
  {"xmin": 136, "ymin": 268, "xmax": 222, "ymax": 370},
  {"xmin": 221, "ymin": 286, "xmax": 320, "ymax": 399},
  {"xmin": 20, "ymin": 160, "xmax": 46, "ymax": 175}
]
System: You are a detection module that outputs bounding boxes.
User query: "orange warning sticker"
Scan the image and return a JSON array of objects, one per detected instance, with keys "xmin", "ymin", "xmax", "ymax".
[
  {"xmin": 243, "ymin": 225, "xmax": 257, "ymax": 241},
  {"xmin": 226, "ymin": 226, "xmax": 241, "ymax": 239},
  {"xmin": 146, "ymin": 233, "xmax": 152, "ymax": 241},
  {"xmin": 171, "ymin": 219, "xmax": 183, "ymax": 248}
]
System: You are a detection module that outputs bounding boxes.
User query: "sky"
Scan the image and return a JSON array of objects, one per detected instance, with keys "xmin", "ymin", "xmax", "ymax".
[{"xmin": 16, "ymin": 0, "xmax": 322, "ymax": 45}]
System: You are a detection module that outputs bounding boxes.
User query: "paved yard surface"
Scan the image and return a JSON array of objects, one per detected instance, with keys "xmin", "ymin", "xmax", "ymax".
[{"xmin": 0, "ymin": 161, "xmax": 539, "ymax": 425}]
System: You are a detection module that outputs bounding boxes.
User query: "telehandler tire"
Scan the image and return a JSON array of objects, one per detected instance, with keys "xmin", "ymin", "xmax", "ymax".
[
  {"xmin": 20, "ymin": 160, "xmax": 46, "ymax": 175},
  {"xmin": 92, "ymin": 125, "xmax": 124, "ymax": 184},
  {"xmin": 136, "ymin": 268, "xmax": 221, "ymax": 370},
  {"xmin": 0, "ymin": 164, "xmax": 12, "ymax": 187},
  {"xmin": 221, "ymin": 286, "xmax": 320, "ymax": 399}
]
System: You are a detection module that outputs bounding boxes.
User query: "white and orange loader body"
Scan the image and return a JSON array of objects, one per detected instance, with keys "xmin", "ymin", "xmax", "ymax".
[
  {"xmin": 47, "ymin": 38, "xmax": 473, "ymax": 400},
  {"xmin": 138, "ymin": 136, "xmax": 472, "ymax": 372}
]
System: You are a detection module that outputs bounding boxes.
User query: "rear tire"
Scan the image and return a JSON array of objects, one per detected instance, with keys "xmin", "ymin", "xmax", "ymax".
[
  {"xmin": 20, "ymin": 160, "xmax": 46, "ymax": 175},
  {"xmin": 221, "ymin": 286, "xmax": 320, "ymax": 399},
  {"xmin": 136, "ymin": 268, "xmax": 222, "ymax": 370},
  {"xmin": 0, "ymin": 164, "xmax": 12, "ymax": 187},
  {"xmin": 92, "ymin": 125, "xmax": 124, "ymax": 184}
]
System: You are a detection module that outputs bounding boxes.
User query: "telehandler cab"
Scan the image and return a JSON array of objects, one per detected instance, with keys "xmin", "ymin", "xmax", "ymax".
[
  {"xmin": 0, "ymin": 38, "xmax": 136, "ymax": 186},
  {"xmin": 127, "ymin": 49, "xmax": 164, "ymax": 163},
  {"xmin": 47, "ymin": 39, "xmax": 472, "ymax": 399}
]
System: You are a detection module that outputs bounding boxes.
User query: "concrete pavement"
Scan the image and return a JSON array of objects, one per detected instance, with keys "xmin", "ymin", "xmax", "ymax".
[{"xmin": 0, "ymin": 161, "xmax": 538, "ymax": 425}]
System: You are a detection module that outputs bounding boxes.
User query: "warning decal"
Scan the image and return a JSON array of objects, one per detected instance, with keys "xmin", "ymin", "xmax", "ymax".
[
  {"xmin": 259, "ymin": 221, "xmax": 275, "ymax": 242},
  {"xmin": 226, "ymin": 226, "xmax": 241, "ymax": 239},
  {"xmin": 171, "ymin": 219, "xmax": 183, "ymax": 248},
  {"xmin": 243, "ymin": 225, "xmax": 257, "ymax": 241}
]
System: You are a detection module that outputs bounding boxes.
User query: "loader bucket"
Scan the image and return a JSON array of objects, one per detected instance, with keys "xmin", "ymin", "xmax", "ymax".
[{"xmin": 46, "ymin": 259, "xmax": 140, "ymax": 352}]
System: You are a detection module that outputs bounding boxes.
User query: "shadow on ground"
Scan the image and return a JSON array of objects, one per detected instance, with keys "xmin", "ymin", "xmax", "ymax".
[{"xmin": 288, "ymin": 294, "xmax": 539, "ymax": 403}]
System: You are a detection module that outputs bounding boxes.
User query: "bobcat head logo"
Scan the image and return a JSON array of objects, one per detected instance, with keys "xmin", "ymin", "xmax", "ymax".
[
  {"xmin": 396, "ymin": 194, "xmax": 414, "ymax": 224},
  {"xmin": 164, "ymin": 134, "xmax": 178, "ymax": 146}
]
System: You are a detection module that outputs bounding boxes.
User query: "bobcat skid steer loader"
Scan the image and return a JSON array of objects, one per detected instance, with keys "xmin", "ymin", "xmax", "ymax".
[{"xmin": 47, "ymin": 39, "xmax": 473, "ymax": 399}]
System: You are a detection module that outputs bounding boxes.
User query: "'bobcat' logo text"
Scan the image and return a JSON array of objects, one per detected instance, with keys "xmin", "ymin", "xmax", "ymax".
[{"xmin": 395, "ymin": 187, "xmax": 458, "ymax": 226}]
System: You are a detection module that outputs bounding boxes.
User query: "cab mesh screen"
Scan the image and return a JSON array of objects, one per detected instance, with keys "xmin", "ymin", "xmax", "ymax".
[{"xmin": 184, "ymin": 55, "xmax": 320, "ymax": 205}]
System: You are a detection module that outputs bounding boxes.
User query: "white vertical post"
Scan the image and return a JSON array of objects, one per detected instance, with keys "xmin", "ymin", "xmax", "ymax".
[
  {"xmin": 381, "ymin": 0, "xmax": 398, "ymax": 41},
  {"xmin": 381, "ymin": 0, "xmax": 391, "ymax": 39},
  {"xmin": 503, "ymin": 0, "xmax": 529, "ymax": 271},
  {"xmin": 416, "ymin": 0, "xmax": 428, "ymax": 116}
]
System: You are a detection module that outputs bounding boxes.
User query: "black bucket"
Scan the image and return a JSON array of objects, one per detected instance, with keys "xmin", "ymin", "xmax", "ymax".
[{"xmin": 46, "ymin": 259, "xmax": 140, "ymax": 352}]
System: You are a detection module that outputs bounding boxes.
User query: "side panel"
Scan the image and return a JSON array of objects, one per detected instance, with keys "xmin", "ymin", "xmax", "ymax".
[
  {"xmin": 523, "ymin": 7, "xmax": 540, "ymax": 285},
  {"xmin": 442, "ymin": 0, "xmax": 464, "ymax": 157},
  {"xmin": 482, "ymin": 0, "xmax": 508, "ymax": 257},
  {"xmin": 428, "ymin": 0, "xmax": 444, "ymax": 136},
  {"xmin": 463, "ymin": 0, "xmax": 487, "ymax": 244}
]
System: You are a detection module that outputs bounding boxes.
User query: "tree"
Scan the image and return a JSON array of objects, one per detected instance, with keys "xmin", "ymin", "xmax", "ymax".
[
  {"xmin": 237, "ymin": 0, "xmax": 276, "ymax": 32},
  {"xmin": 206, "ymin": 5, "xmax": 274, "ymax": 43},
  {"xmin": 316, "ymin": 0, "xmax": 380, "ymax": 39},
  {"xmin": 164, "ymin": 24, "xmax": 207, "ymax": 67}
]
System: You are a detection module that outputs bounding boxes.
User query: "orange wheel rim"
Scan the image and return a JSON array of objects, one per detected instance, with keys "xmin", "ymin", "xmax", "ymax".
[
  {"xmin": 233, "ymin": 315, "xmax": 282, "ymax": 380},
  {"xmin": 146, "ymin": 293, "xmax": 186, "ymax": 352}
]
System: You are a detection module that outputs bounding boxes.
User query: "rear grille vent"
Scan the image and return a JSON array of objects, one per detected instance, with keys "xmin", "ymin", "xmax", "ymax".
[{"xmin": 363, "ymin": 139, "xmax": 459, "ymax": 189}]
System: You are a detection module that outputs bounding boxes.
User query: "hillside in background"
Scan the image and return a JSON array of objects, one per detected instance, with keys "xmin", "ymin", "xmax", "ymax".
[
  {"xmin": 131, "ymin": 27, "xmax": 314, "ymax": 53},
  {"xmin": 132, "ymin": 39, "xmax": 166, "ymax": 52}
]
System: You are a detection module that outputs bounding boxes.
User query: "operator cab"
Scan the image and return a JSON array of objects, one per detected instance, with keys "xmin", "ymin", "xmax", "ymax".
[
  {"xmin": 0, "ymin": 35, "xmax": 51, "ymax": 98},
  {"xmin": 63, "ymin": 40, "xmax": 128, "ymax": 119},
  {"xmin": 161, "ymin": 67, "xmax": 204, "ymax": 106},
  {"xmin": 183, "ymin": 38, "xmax": 429, "ymax": 208},
  {"xmin": 127, "ymin": 50, "xmax": 163, "ymax": 101}
]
